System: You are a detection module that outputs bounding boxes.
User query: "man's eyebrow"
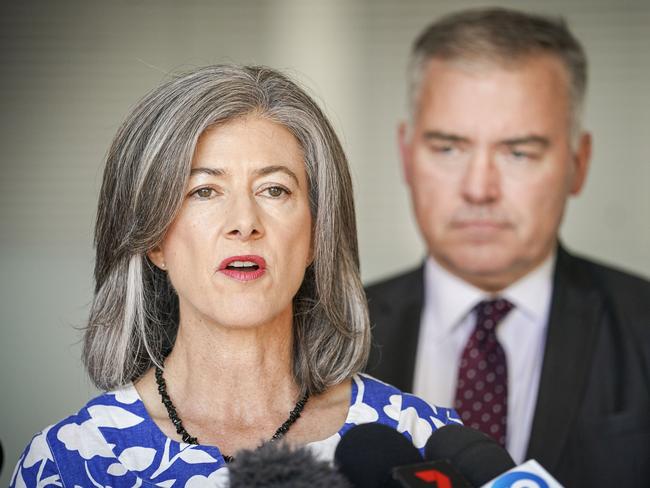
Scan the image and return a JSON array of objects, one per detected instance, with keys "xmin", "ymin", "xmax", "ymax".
[
  {"xmin": 254, "ymin": 165, "xmax": 300, "ymax": 187},
  {"xmin": 501, "ymin": 135, "xmax": 550, "ymax": 147},
  {"xmin": 423, "ymin": 131, "xmax": 470, "ymax": 144},
  {"xmin": 189, "ymin": 167, "xmax": 227, "ymax": 177}
]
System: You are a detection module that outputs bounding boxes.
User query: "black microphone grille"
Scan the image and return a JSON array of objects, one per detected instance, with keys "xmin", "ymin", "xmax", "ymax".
[
  {"xmin": 425, "ymin": 424, "xmax": 516, "ymax": 486},
  {"xmin": 335, "ymin": 423, "xmax": 422, "ymax": 488},
  {"xmin": 425, "ymin": 424, "xmax": 488, "ymax": 460},
  {"xmin": 228, "ymin": 441, "xmax": 351, "ymax": 488}
]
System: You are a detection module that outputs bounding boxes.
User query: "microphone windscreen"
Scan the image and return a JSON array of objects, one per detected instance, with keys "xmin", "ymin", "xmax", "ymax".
[
  {"xmin": 228, "ymin": 441, "xmax": 351, "ymax": 488},
  {"xmin": 452, "ymin": 439, "xmax": 516, "ymax": 487},
  {"xmin": 425, "ymin": 424, "xmax": 488, "ymax": 460},
  {"xmin": 334, "ymin": 423, "xmax": 422, "ymax": 488},
  {"xmin": 424, "ymin": 424, "xmax": 516, "ymax": 487}
]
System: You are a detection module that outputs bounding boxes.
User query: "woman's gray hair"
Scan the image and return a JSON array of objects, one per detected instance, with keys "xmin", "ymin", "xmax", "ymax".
[
  {"xmin": 84, "ymin": 64, "xmax": 370, "ymax": 396},
  {"xmin": 407, "ymin": 7, "xmax": 588, "ymax": 145}
]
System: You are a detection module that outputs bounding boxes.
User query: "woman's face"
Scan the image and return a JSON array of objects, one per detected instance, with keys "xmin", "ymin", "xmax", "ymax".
[{"xmin": 150, "ymin": 115, "xmax": 313, "ymax": 330}]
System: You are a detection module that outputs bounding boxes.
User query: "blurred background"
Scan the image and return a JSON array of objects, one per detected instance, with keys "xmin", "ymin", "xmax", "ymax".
[{"xmin": 1, "ymin": 0, "xmax": 648, "ymax": 482}]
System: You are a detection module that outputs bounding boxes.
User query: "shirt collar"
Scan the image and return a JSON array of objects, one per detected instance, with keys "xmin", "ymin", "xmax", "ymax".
[
  {"xmin": 424, "ymin": 251, "xmax": 556, "ymax": 334},
  {"xmin": 424, "ymin": 257, "xmax": 483, "ymax": 335},
  {"xmin": 501, "ymin": 250, "xmax": 556, "ymax": 322}
]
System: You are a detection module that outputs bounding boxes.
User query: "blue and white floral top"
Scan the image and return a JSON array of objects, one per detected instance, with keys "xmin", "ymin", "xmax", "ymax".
[{"xmin": 11, "ymin": 373, "xmax": 461, "ymax": 487}]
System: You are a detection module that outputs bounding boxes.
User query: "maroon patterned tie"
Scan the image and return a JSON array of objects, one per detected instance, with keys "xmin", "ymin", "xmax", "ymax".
[{"xmin": 454, "ymin": 298, "xmax": 514, "ymax": 447}]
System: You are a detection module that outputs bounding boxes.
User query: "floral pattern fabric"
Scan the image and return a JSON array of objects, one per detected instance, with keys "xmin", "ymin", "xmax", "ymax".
[{"xmin": 11, "ymin": 373, "xmax": 461, "ymax": 487}]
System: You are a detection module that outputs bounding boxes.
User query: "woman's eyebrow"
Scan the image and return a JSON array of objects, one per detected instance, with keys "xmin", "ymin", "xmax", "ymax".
[
  {"xmin": 189, "ymin": 165, "xmax": 300, "ymax": 187},
  {"xmin": 254, "ymin": 165, "xmax": 300, "ymax": 187},
  {"xmin": 189, "ymin": 167, "xmax": 226, "ymax": 177}
]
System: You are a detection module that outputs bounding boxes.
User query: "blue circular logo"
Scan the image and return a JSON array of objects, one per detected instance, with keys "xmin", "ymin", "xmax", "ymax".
[{"xmin": 490, "ymin": 471, "xmax": 549, "ymax": 488}]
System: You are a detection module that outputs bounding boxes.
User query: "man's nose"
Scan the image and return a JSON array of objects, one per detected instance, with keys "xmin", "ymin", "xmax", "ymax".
[
  {"xmin": 224, "ymin": 194, "xmax": 264, "ymax": 241},
  {"xmin": 460, "ymin": 151, "xmax": 501, "ymax": 204}
]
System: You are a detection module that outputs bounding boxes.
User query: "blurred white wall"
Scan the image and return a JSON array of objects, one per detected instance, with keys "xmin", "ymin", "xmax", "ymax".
[{"xmin": 1, "ymin": 0, "xmax": 648, "ymax": 482}]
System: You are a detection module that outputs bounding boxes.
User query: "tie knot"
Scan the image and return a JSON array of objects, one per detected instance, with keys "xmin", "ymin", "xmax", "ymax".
[{"xmin": 474, "ymin": 298, "xmax": 514, "ymax": 332}]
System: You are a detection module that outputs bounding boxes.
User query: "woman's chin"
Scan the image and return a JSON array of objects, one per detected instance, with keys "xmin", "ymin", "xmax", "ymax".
[
  {"xmin": 218, "ymin": 316, "xmax": 275, "ymax": 330},
  {"xmin": 198, "ymin": 305, "xmax": 292, "ymax": 331}
]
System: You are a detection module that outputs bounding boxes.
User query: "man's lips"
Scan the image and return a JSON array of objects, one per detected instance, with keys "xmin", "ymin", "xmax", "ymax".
[
  {"xmin": 451, "ymin": 220, "xmax": 512, "ymax": 229},
  {"xmin": 449, "ymin": 220, "xmax": 513, "ymax": 241},
  {"xmin": 217, "ymin": 255, "xmax": 267, "ymax": 282}
]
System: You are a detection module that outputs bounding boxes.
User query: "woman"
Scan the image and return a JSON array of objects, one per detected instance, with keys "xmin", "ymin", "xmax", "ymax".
[{"xmin": 12, "ymin": 65, "xmax": 460, "ymax": 487}]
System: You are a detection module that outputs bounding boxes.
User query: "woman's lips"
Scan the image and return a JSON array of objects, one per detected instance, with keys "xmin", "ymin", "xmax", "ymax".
[{"xmin": 217, "ymin": 255, "xmax": 267, "ymax": 282}]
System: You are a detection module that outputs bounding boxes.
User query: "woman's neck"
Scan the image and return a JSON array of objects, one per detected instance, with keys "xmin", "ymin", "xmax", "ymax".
[
  {"xmin": 158, "ymin": 305, "xmax": 298, "ymax": 420},
  {"xmin": 134, "ymin": 306, "xmax": 353, "ymax": 452},
  {"xmin": 134, "ymin": 304, "xmax": 353, "ymax": 453}
]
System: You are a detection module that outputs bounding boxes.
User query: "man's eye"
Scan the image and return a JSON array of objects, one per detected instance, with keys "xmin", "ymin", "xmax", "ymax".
[
  {"xmin": 507, "ymin": 149, "xmax": 540, "ymax": 162},
  {"xmin": 434, "ymin": 145, "xmax": 455, "ymax": 154},
  {"xmin": 429, "ymin": 143, "xmax": 464, "ymax": 158}
]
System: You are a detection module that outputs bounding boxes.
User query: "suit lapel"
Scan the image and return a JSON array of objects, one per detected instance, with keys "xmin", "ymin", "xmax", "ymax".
[
  {"xmin": 391, "ymin": 283, "xmax": 424, "ymax": 391},
  {"xmin": 371, "ymin": 265, "xmax": 425, "ymax": 391},
  {"xmin": 526, "ymin": 247, "xmax": 604, "ymax": 471}
]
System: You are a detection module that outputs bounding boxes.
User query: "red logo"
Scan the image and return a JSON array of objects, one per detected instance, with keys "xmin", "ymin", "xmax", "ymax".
[{"xmin": 415, "ymin": 469, "xmax": 452, "ymax": 488}]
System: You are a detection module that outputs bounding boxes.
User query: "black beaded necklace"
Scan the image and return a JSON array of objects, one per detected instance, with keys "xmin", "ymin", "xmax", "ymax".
[{"xmin": 154, "ymin": 364, "xmax": 309, "ymax": 463}]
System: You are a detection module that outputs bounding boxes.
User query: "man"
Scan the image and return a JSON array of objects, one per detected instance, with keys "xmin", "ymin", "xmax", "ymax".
[{"xmin": 365, "ymin": 8, "xmax": 650, "ymax": 487}]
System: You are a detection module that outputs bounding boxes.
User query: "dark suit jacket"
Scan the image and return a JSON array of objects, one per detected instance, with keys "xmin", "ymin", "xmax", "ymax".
[{"xmin": 365, "ymin": 247, "xmax": 650, "ymax": 487}]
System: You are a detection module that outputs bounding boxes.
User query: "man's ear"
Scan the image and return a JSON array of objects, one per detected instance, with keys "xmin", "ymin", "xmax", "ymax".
[
  {"xmin": 570, "ymin": 132, "xmax": 592, "ymax": 195},
  {"xmin": 398, "ymin": 121, "xmax": 414, "ymax": 186},
  {"xmin": 147, "ymin": 246, "xmax": 166, "ymax": 270}
]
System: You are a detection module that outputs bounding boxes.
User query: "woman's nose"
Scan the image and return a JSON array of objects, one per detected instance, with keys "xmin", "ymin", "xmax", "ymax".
[{"xmin": 224, "ymin": 194, "xmax": 264, "ymax": 241}]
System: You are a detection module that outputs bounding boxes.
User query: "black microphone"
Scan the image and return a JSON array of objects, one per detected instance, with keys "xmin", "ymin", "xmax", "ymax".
[
  {"xmin": 228, "ymin": 440, "xmax": 351, "ymax": 487},
  {"xmin": 425, "ymin": 424, "xmax": 516, "ymax": 487},
  {"xmin": 334, "ymin": 423, "xmax": 423, "ymax": 487},
  {"xmin": 336, "ymin": 423, "xmax": 475, "ymax": 487}
]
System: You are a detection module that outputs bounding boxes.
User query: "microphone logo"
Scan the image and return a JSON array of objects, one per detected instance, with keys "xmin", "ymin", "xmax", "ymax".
[
  {"xmin": 490, "ymin": 471, "xmax": 549, "ymax": 488},
  {"xmin": 415, "ymin": 469, "xmax": 453, "ymax": 488},
  {"xmin": 393, "ymin": 460, "xmax": 471, "ymax": 487},
  {"xmin": 482, "ymin": 460, "xmax": 562, "ymax": 488}
]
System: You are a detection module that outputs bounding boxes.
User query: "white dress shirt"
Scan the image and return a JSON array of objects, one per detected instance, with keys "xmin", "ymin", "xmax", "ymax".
[{"xmin": 412, "ymin": 253, "xmax": 555, "ymax": 463}]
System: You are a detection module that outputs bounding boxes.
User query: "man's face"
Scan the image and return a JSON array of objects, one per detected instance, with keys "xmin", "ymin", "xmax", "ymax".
[{"xmin": 400, "ymin": 56, "xmax": 591, "ymax": 291}]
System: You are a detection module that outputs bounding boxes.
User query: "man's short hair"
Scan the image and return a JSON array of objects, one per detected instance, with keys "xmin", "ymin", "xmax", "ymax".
[{"xmin": 408, "ymin": 7, "xmax": 588, "ymax": 138}]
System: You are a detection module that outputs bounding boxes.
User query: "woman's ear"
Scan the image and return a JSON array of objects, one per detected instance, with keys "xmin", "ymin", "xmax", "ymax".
[{"xmin": 147, "ymin": 246, "xmax": 166, "ymax": 270}]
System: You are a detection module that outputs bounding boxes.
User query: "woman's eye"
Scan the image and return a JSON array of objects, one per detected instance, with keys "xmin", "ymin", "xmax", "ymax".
[
  {"xmin": 192, "ymin": 187, "xmax": 215, "ymax": 199},
  {"xmin": 262, "ymin": 186, "xmax": 289, "ymax": 198}
]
